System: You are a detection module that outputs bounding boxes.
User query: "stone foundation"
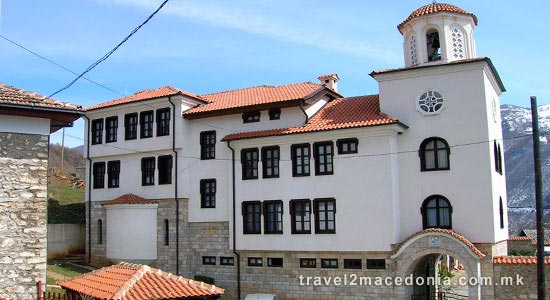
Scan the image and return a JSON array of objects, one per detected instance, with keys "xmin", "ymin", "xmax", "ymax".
[
  {"xmin": 494, "ymin": 263, "xmax": 550, "ymax": 300},
  {"xmin": 0, "ymin": 133, "xmax": 49, "ymax": 299}
]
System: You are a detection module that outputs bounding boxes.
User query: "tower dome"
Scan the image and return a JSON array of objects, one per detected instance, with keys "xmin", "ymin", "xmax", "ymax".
[{"xmin": 398, "ymin": 3, "xmax": 478, "ymax": 67}]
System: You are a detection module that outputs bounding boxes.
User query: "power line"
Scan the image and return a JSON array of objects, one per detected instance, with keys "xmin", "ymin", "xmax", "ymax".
[{"xmin": 48, "ymin": 0, "xmax": 171, "ymax": 98}]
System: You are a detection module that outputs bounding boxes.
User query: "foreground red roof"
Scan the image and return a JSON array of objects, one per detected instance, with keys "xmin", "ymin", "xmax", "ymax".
[
  {"xmin": 223, "ymin": 95, "xmax": 401, "ymax": 141},
  {"xmin": 494, "ymin": 256, "xmax": 550, "ymax": 265},
  {"xmin": 398, "ymin": 3, "xmax": 478, "ymax": 33},
  {"xmin": 58, "ymin": 262, "xmax": 224, "ymax": 300},
  {"xmin": 0, "ymin": 83, "xmax": 83, "ymax": 111},
  {"xmin": 184, "ymin": 82, "xmax": 326, "ymax": 119},
  {"xmin": 102, "ymin": 194, "xmax": 157, "ymax": 206},
  {"xmin": 87, "ymin": 86, "xmax": 204, "ymax": 111}
]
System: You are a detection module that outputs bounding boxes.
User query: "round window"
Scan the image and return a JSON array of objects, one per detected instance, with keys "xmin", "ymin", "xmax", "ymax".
[{"xmin": 417, "ymin": 91, "xmax": 444, "ymax": 115}]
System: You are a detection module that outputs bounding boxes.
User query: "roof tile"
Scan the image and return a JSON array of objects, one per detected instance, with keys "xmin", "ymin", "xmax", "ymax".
[
  {"xmin": 0, "ymin": 83, "xmax": 83, "ymax": 111},
  {"xmin": 494, "ymin": 256, "xmax": 550, "ymax": 265},
  {"xmin": 102, "ymin": 194, "xmax": 157, "ymax": 206},
  {"xmin": 398, "ymin": 3, "xmax": 478, "ymax": 32}
]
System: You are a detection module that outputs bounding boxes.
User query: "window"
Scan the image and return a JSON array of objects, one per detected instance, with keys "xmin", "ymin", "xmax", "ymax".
[
  {"xmin": 291, "ymin": 144, "xmax": 310, "ymax": 177},
  {"xmin": 158, "ymin": 155, "xmax": 172, "ymax": 185},
  {"xmin": 200, "ymin": 131, "xmax": 216, "ymax": 160},
  {"xmin": 417, "ymin": 91, "xmax": 444, "ymax": 114},
  {"xmin": 314, "ymin": 198, "xmax": 336, "ymax": 234},
  {"xmin": 243, "ymin": 111, "xmax": 260, "ymax": 123},
  {"xmin": 107, "ymin": 160, "xmax": 120, "ymax": 188},
  {"xmin": 419, "ymin": 137, "xmax": 450, "ymax": 171},
  {"xmin": 248, "ymin": 257, "xmax": 262, "ymax": 267},
  {"xmin": 314, "ymin": 142, "xmax": 334, "ymax": 175},
  {"xmin": 156, "ymin": 108, "xmax": 170, "ymax": 136},
  {"xmin": 91, "ymin": 119, "xmax": 103, "ymax": 145},
  {"xmin": 262, "ymin": 146, "xmax": 280, "ymax": 178},
  {"xmin": 220, "ymin": 257, "xmax": 234, "ymax": 266},
  {"xmin": 344, "ymin": 259, "xmax": 362, "ymax": 269},
  {"xmin": 421, "ymin": 195, "xmax": 452, "ymax": 229},
  {"xmin": 200, "ymin": 179, "xmax": 216, "ymax": 208},
  {"xmin": 300, "ymin": 258, "xmax": 316, "ymax": 268},
  {"xmin": 164, "ymin": 219, "xmax": 169, "ymax": 246},
  {"xmin": 269, "ymin": 108, "xmax": 281, "ymax": 120},
  {"xmin": 140, "ymin": 111, "xmax": 154, "ymax": 138},
  {"xmin": 426, "ymin": 28, "xmax": 441, "ymax": 61},
  {"xmin": 242, "ymin": 201, "xmax": 262, "ymax": 234},
  {"xmin": 124, "ymin": 113, "xmax": 138, "ymax": 140},
  {"xmin": 321, "ymin": 259, "xmax": 338, "ymax": 269},
  {"xmin": 499, "ymin": 197, "xmax": 505, "ymax": 229},
  {"xmin": 290, "ymin": 199, "xmax": 311, "ymax": 234},
  {"xmin": 92, "ymin": 162, "xmax": 105, "ymax": 189},
  {"xmin": 494, "ymin": 141, "xmax": 503, "ymax": 175},
  {"xmin": 366, "ymin": 259, "xmax": 386, "ymax": 270},
  {"xmin": 105, "ymin": 116, "xmax": 118, "ymax": 143},
  {"xmin": 337, "ymin": 138, "xmax": 358, "ymax": 154},
  {"xmin": 202, "ymin": 256, "xmax": 216, "ymax": 265},
  {"xmin": 141, "ymin": 157, "xmax": 155, "ymax": 186},
  {"xmin": 97, "ymin": 219, "xmax": 103, "ymax": 244},
  {"xmin": 264, "ymin": 200, "xmax": 283, "ymax": 234},
  {"xmin": 268, "ymin": 258, "xmax": 283, "ymax": 267},
  {"xmin": 241, "ymin": 148, "xmax": 259, "ymax": 180}
]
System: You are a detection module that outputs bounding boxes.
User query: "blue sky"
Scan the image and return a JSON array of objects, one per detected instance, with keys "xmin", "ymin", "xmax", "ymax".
[{"xmin": 1, "ymin": 0, "xmax": 548, "ymax": 147}]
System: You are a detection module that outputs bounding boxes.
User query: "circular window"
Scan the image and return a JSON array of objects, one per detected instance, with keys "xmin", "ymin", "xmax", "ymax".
[{"xmin": 417, "ymin": 91, "xmax": 444, "ymax": 115}]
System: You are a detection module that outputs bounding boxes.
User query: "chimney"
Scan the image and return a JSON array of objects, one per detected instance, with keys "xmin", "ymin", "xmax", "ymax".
[{"xmin": 318, "ymin": 74, "xmax": 339, "ymax": 92}]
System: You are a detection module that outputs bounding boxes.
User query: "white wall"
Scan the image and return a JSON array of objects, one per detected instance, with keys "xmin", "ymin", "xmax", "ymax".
[{"xmin": 0, "ymin": 115, "xmax": 50, "ymax": 135}]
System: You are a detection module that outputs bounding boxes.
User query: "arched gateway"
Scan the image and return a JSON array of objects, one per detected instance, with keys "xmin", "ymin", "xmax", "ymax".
[{"xmin": 391, "ymin": 229, "xmax": 486, "ymax": 300}]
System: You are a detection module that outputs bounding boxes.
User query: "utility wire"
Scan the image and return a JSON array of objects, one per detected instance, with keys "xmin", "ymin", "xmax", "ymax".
[{"xmin": 48, "ymin": 0, "xmax": 170, "ymax": 98}]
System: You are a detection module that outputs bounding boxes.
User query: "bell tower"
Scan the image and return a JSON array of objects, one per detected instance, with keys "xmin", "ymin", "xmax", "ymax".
[{"xmin": 397, "ymin": 2, "xmax": 478, "ymax": 67}]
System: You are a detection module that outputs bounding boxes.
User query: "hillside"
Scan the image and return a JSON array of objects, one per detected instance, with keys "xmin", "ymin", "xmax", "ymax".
[{"xmin": 48, "ymin": 144, "xmax": 85, "ymax": 175}]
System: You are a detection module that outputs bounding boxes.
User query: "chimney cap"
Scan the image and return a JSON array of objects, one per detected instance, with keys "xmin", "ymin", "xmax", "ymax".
[{"xmin": 318, "ymin": 74, "xmax": 339, "ymax": 81}]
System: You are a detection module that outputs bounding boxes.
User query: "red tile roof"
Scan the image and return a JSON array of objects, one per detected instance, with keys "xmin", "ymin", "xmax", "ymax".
[
  {"xmin": 58, "ymin": 262, "xmax": 224, "ymax": 300},
  {"xmin": 398, "ymin": 3, "xmax": 478, "ymax": 33},
  {"xmin": 397, "ymin": 228, "xmax": 486, "ymax": 258},
  {"xmin": 184, "ymin": 82, "xmax": 325, "ymax": 118},
  {"xmin": 508, "ymin": 236, "xmax": 533, "ymax": 241},
  {"xmin": 494, "ymin": 256, "xmax": 550, "ymax": 265},
  {"xmin": 102, "ymin": 194, "xmax": 157, "ymax": 206},
  {"xmin": 0, "ymin": 83, "xmax": 83, "ymax": 111},
  {"xmin": 87, "ymin": 86, "xmax": 204, "ymax": 111},
  {"xmin": 222, "ymin": 95, "xmax": 401, "ymax": 141}
]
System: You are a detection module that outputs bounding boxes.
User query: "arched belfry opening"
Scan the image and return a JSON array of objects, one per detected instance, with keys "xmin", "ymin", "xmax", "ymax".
[{"xmin": 426, "ymin": 29, "xmax": 441, "ymax": 62}]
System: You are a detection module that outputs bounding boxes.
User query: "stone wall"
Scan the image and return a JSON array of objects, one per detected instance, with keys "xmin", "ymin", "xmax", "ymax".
[
  {"xmin": 507, "ymin": 239, "xmax": 535, "ymax": 255},
  {"xmin": 0, "ymin": 133, "xmax": 49, "ymax": 299},
  {"xmin": 86, "ymin": 202, "xmax": 109, "ymax": 267},
  {"xmin": 493, "ymin": 262, "xmax": 550, "ymax": 300}
]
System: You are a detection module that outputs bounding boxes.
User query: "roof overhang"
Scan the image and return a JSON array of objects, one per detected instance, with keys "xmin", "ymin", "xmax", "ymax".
[{"xmin": 0, "ymin": 104, "xmax": 84, "ymax": 133}]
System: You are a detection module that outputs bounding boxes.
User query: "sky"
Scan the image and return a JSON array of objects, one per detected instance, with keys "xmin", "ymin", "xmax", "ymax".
[{"xmin": 1, "ymin": 0, "xmax": 549, "ymax": 147}]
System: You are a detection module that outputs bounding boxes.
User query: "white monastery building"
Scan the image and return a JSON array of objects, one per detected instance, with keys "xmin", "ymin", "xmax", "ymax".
[{"xmin": 84, "ymin": 3, "xmax": 511, "ymax": 300}]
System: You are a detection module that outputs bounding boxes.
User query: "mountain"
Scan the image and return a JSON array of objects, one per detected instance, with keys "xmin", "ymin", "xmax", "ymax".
[
  {"xmin": 501, "ymin": 104, "xmax": 550, "ymax": 235},
  {"xmin": 48, "ymin": 144, "xmax": 85, "ymax": 175}
]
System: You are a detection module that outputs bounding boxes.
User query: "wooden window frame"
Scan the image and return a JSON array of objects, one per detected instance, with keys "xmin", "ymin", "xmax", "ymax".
[
  {"xmin": 366, "ymin": 259, "xmax": 386, "ymax": 270},
  {"xmin": 247, "ymin": 257, "xmax": 263, "ymax": 267},
  {"xmin": 105, "ymin": 116, "xmax": 118, "ymax": 143},
  {"xmin": 263, "ymin": 200, "xmax": 283, "ymax": 234},
  {"xmin": 158, "ymin": 155, "xmax": 173, "ymax": 185},
  {"xmin": 262, "ymin": 146, "xmax": 280, "ymax": 178},
  {"xmin": 220, "ymin": 257, "xmax": 235, "ymax": 266},
  {"xmin": 314, "ymin": 198, "xmax": 336, "ymax": 234},
  {"xmin": 419, "ymin": 137, "xmax": 450, "ymax": 171},
  {"xmin": 200, "ymin": 131, "xmax": 216, "ymax": 160},
  {"xmin": 291, "ymin": 144, "xmax": 311, "ymax": 177},
  {"xmin": 321, "ymin": 259, "xmax": 338, "ymax": 269},
  {"xmin": 92, "ymin": 162, "xmax": 105, "ymax": 189},
  {"xmin": 139, "ymin": 111, "xmax": 154, "ymax": 139},
  {"xmin": 300, "ymin": 258, "xmax": 316, "ymax": 268},
  {"xmin": 200, "ymin": 179, "xmax": 216, "ymax": 208},
  {"xmin": 202, "ymin": 256, "xmax": 216, "ymax": 265},
  {"xmin": 242, "ymin": 201, "xmax": 262, "ymax": 234},
  {"xmin": 343, "ymin": 259, "xmax": 362, "ymax": 269},
  {"xmin": 290, "ymin": 199, "xmax": 311, "ymax": 234},
  {"xmin": 124, "ymin": 113, "xmax": 138, "ymax": 140},
  {"xmin": 268, "ymin": 108, "xmax": 281, "ymax": 120},
  {"xmin": 91, "ymin": 119, "xmax": 103, "ymax": 145},
  {"xmin": 156, "ymin": 108, "xmax": 171, "ymax": 136},
  {"xmin": 241, "ymin": 148, "xmax": 259, "ymax": 180},
  {"xmin": 242, "ymin": 111, "xmax": 260, "ymax": 123},
  {"xmin": 267, "ymin": 257, "xmax": 283, "ymax": 267},
  {"xmin": 421, "ymin": 195, "xmax": 453, "ymax": 229},
  {"xmin": 141, "ymin": 157, "xmax": 155, "ymax": 186},
  {"xmin": 314, "ymin": 141, "xmax": 334, "ymax": 175},
  {"xmin": 337, "ymin": 138, "xmax": 358, "ymax": 154},
  {"xmin": 107, "ymin": 160, "xmax": 120, "ymax": 188}
]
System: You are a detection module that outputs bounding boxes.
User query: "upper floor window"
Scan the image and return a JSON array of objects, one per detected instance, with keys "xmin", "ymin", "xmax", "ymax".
[
  {"xmin": 107, "ymin": 160, "xmax": 120, "ymax": 188},
  {"xmin": 269, "ymin": 108, "xmax": 281, "ymax": 120},
  {"xmin": 243, "ymin": 111, "xmax": 260, "ymax": 123},
  {"xmin": 158, "ymin": 155, "xmax": 172, "ymax": 185},
  {"xmin": 92, "ymin": 162, "xmax": 105, "ymax": 189},
  {"xmin": 419, "ymin": 137, "xmax": 450, "ymax": 171},
  {"xmin": 314, "ymin": 198, "xmax": 336, "ymax": 234},
  {"xmin": 200, "ymin": 179, "xmax": 216, "ymax": 208},
  {"xmin": 124, "ymin": 113, "xmax": 138, "ymax": 140},
  {"xmin": 262, "ymin": 146, "xmax": 280, "ymax": 178},
  {"xmin": 264, "ymin": 200, "xmax": 283, "ymax": 234},
  {"xmin": 421, "ymin": 195, "xmax": 452, "ymax": 229},
  {"xmin": 242, "ymin": 201, "xmax": 261, "ymax": 234},
  {"xmin": 290, "ymin": 199, "xmax": 311, "ymax": 234},
  {"xmin": 494, "ymin": 141, "xmax": 503, "ymax": 175},
  {"xmin": 105, "ymin": 116, "xmax": 118, "ymax": 143},
  {"xmin": 426, "ymin": 28, "xmax": 441, "ymax": 61},
  {"xmin": 200, "ymin": 131, "xmax": 216, "ymax": 160},
  {"xmin": 291, "ymin": 144, "xmax": 310, "ymax": 177},
  {"xmin": 141, "ymin": 157, "xmax": 155, "ymax": 186},
  {"xmin": 91, "ymin": 119, "xmax": 103, "ymax": 145},
  {"xmin": 140, "ymin": 111, "xmax": 154, "ymax": 138},
  {"xmin": 241, "ymin": 148, "xmax": 259, "ymax": 180},
  {"xmin": 337, "ymin": 138, "xmax": 358, "ymax": 154},
  {"xmin": 156, "ymin": 108, "xmax": 171, "ymax": 136},
  {"xmin": 314, "ymin": 142, "xmax": 334, "ymax": 175}
]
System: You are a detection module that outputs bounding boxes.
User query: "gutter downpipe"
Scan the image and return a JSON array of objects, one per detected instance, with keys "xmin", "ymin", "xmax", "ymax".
[
  {"xmin": 299, "ymin": 100, "xmax": 309, "ymax": 124},
  {"xmin": 168, "ymin": 96, "xmax": 180, "ymax": 275},
  {"xmin": 83, "ymin": 115, "xmax": 92, "ymax": 263},
  {"xmin": 226, "ymin": 140, "xmax": 241, "ymax": 300}
]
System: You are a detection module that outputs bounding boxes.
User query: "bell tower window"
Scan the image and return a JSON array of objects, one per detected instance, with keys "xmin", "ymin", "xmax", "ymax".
[{"xmin": 426, "ymin": 29, "xmax": 441, "ymax": 61}]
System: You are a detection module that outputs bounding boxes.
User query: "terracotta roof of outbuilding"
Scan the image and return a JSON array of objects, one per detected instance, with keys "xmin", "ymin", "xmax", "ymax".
[
  {"xmin": 58, "ymin": 262, "xmax": 224, "ymax": 300},
  {"xmin": 102, "ymin": 194, "xmax": 157, "ymax": 206},
  {"xmin": 398, "ymin": 3, "xmax": 478, "ymax": 33},
  {"xmin": 397, "ymin": 228, "xmax": 486, "ymax": 258},
  {"xmin": 494, "ymin": 256, "xmax": 550, "ymax": 265},
  {"xmin": 87, "ymin": 86, "xmax": 205, "ymax": 111},
  {"xmin": 0, "ymin": 83, "xmax": 83, "ymax": 111},
  {"xmin": 508, "ymin": 236, "xmax": 533, "ymax": 241},
  {"xmin": 222, "ymin": 95, "xmax": 402, "ymax": 141},
  {"xmin": 184, "ymin": 82, "xmax": 325, "ymax": 118}
]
